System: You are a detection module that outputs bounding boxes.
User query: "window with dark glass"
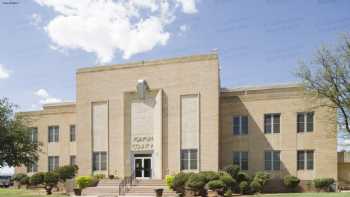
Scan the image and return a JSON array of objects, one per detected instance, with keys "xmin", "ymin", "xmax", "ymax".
[
  {"xmin": 70, "ymin": 125, "xmax": 76, "ymax": 142},
  {"xmin": 297, "ymin": 150, "xmax": 314, "ymax": 170},
  {"xmin": 233, "ymin": 151, "xmax": 248, "ymax": 170},
  {"xmin": 181, "ymin": 149, "xmax": 198, "ymax": 170},
  {"xmin": 264, "ymin": 151, "xmax": 280, "ymax": 170},
  {"xmin": 30, "ymin": 127, "xmax": 38, "ymax": 143},
  {"xmin": 93, "ymin": 152, "xmax": 107, "ymax": 171},
  {"xmin": 233, "ymin": 116, "xmax": 248, "ymax": 135},
  {"xmin": 297, "ymin": 112, "xmax": 314, "ymax": 133},
  {"xmin": 27, "ymin": 162, "xmax": 38, "ymax": 173},
  {"xmin": 70, "ymin": 155, "xmax": 76, "ymax": 166},
  {"xmin": 48, "ymin": 156, "xmax": 59, "ymax": 172},
  {"xmin": 264, "ymin": 114, "xmax": 280, "ymax": 133},
  {"xmin": 48, "ymin": 126, "xmax": 59, "ymax": 142}
]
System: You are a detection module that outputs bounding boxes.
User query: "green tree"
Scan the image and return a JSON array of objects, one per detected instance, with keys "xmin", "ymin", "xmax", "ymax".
[
  {"xmin": 297, "ymin": 34, "xmax": 350, "ymax": 133},
  {"xmin": 0, "ymin": 98, "xmax": 40, "ymax": 167}
]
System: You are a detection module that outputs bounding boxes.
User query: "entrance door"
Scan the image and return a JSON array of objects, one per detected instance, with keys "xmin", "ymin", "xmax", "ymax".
[{"xmin": 134, "ymin": 155, "xmax": 152, "ymax": 179}]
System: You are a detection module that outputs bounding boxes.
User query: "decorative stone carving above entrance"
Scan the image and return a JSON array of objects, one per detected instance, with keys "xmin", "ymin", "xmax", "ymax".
[{"xmin": 131, "ymin": 135, "xmax": 154, "ymax": 151}]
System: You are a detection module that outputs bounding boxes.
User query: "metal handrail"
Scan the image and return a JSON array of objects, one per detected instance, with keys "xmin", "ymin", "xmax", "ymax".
[{"xmin": 118, "ymin": 171, "xmax": 136, "ymax": 196}]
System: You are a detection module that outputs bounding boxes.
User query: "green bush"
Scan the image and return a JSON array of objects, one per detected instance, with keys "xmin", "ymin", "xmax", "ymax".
[
  {"xmin": 13, "ymin": 173, "xmax": 28, "ymax": 182},
  {"xmin": 207, "ymin": 180, "xmax": 225, "ymax": 190},
  {"xmin": 223, "ymin": 165, "xmax": 240, "ymax": 179},
  {"xmin": 239, "ymin": 181, "xmax": 250, "ymax": 194},
  {"xmin": 313, "ymin": 178, "xmax": 335, "ymax": 191},
  {"xmin": 166, "ymin": 175, "xmax": 174, "ymax": 190},
  {"xmin": 219, "ymin": 174, "xmax": 236, "ymax": 190},
  {"xmin": 224, "ymin": 189, "xmax": 232, "ymax": 197},
  {"xmin": 199, "ymin": 171, "xmax": 220, "ymax": 182},
  {"xmin": 94, "ymin": 174, "xmax": 105, "ymax": 180},
  {"xmin": 186, "ymin": 173, "xmax": 207, "ymax": 192},
  {"xmin": 30, "ymin": 172, "xmax": 45, "ymax": 185},
  {"xmin": 253, "ymin": 172, "xmax": 270, "ymax": 186},
  {"xmin": 43, "ymin": 172, "xmax": 59, "ymax": 195},
  {"xmin": 283, "ymin": 175, "xmax": 300, "ymax": 190},
  {"xmin": 237, "ymin": 172, "xmax": 250, "ymax": 183},
  {"xmin": 55, "ymin": 165, "xmax": 78, "ymax": 181},
  {"xmin": 76, "ymin": 176, "xmax": 94, "ymax": 189},
  {"xmin": 250, "ymin": 180, "xmax": 262, "ymax": 193},
  {"xmin": 172, "ymin": 172, "xmax": 192, "ymax": 193}
]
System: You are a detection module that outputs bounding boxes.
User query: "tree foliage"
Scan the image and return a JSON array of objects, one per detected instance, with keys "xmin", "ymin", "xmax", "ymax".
[
  {"xmin": 297, "ymin": 34, "xmax": 350, "ymax": 133},
  {"xmin": 0, "ymin": 98, "xmax": 40, "ymax": 167}
]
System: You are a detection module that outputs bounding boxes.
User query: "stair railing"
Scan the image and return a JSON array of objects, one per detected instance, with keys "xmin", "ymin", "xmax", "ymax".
[{"xmin": 118, "ymin": 171, "xmax": 136, "ymax": 195}]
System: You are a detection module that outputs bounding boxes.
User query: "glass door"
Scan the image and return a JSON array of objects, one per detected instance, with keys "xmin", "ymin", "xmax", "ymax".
[{"xmin": 134, "ymin": 155, "xmax": 152, "ymax": 179}]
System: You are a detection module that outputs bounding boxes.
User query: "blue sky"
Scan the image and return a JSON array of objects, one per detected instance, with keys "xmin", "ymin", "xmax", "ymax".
[{"xmin": 0, "ymin": 0, "xmax": 350, "ymax": 110}]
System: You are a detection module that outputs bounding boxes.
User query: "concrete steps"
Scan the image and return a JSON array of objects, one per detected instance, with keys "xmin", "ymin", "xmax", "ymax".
[{"xmin": 82, "ymin": 179, "xmax": 120, "ymax": 196}]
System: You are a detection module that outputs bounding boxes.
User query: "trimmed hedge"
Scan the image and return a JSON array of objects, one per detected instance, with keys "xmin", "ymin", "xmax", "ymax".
[
  {"xmin": 239, "ymin": 181, "xmax": 250, "ymax": 194},
  {"xmin": 313, "ymin": 178, "xmax": 335, "ymax": 191},
  {"xmin": 30, "ymin": 172, "xmax": 45, "ymax": 185},
  {"xmin": 172, "ymin": 172, "xmax": 192, "ymax": 193},
  {"xmin": 186, "ymin": 173, "xmax": 206, "ymax": 191},
  {"xmin": 223, "ymin": 165, "xmax": 240, "ymax": 179},
  {"xmin": 250, "ymin": 180, "xmax": 262, "ymax": 193},
  {"xmin": 166, "ymin": 175, "xmax": 174, "ymax": 190},
  {"xmin": 207, "ymin": 180, "xmax": 225, "ymax": 190},
  {"xmin": 283, "ymin": 175, "xmax": 300, "ymax": 190}
]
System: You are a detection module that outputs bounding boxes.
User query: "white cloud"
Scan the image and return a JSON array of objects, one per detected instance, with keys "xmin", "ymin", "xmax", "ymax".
[
  {"xmin": 31, "ymin": 13, "xmax": 42, "ymax": 27},
  {"xmin": 0, "ymin": 64, "xmax": 10, "ymax": 79},
  {"xmin": 34, "ymin": 88, "xmax": 62, "ymax": 105},
  {"xmin": 34, "ymin": 0, "xmax": 199, "ymax": 63},
  {"xmin": 180, "ymin": 24, "xmax": 189, "ymax": 32},
  {"xmin": 176, "ymin": 0, "xmax": 198, "ymax": 14}
]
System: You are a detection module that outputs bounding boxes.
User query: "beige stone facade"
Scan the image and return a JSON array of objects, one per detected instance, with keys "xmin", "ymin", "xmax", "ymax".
[{"xmin": 16, "ymin": 54, "xmax": 338, "ymax": 182}]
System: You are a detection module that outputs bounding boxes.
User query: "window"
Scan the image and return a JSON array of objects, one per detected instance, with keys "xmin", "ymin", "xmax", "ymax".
[
  {"xmin": 297, "ymin": 150, "xmax": 314, "ymax": 170},
  {"xmin": 233, "ymin": 116, "xmax": 248, "ymax": 135},
  {"xmin": 264, "ymin": 114, "xmax": 280, "ymax": 133},
  {"xmin": 297, "ymin": 112, "xmax": 314, "ymax": 133},
  {"xmin": 181, "ymin": 149, "xmax": 198, "ymax": 170},
  {"xmin": 29, "ymin": 127, "xmax": 38, "ymax": 143},
  {"xmin": 27, "ymin": 162, "xmax": 38, "ymax": 173},
  {"xmin": 93, "ymin": 152, "xmax": 107, "ymax": 171},
  {"xmin": 233, "ymin": 151, "xmax": 248, "ymax": 170},
  {"xmin": 70, "ymin": 125, "xmax": 76, "ymax": 142},
  {"xmin": 48, "ymin": 156, "xmax": 59, "ymax": 172},
  {"xmin": 48, "ymin": 126, "xmax": 59, "ymax": 142},
  {"xmin": 70, "ymin": 155, "xmax": 76, "ymax": 166},
  {"xmin": 264, "ymin": 151, "xmax": 280, "ymax": 170}
]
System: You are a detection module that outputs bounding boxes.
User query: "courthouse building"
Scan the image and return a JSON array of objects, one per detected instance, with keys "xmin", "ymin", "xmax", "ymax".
[{"xmin": 17, "ymin": 53, "xmax": 337, "ymax": 182}]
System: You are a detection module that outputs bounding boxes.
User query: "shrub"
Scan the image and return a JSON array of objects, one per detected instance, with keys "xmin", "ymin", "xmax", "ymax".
[
  {"xmin": 224, "ymin": 189, "xmax": 232, "ymax": 197},
  {"xmin": 43, "ymin": 172, "xmax": 59, "ymax": 195},
  {"xmin": 250, "ymin": 180, "xmax": 262, "ymax": 193},
  {"xmin": 55, "ymin": 165, "xmax": 78, "ymax": 182},
  {"xmin": 76, "ymin": 176, "xmax": 94, "ymax": 189},
  {"xmin": 172, "ymin": 172, "xmax": 192, "ymax": 193},
  {"xmin": 237, "ymin": 172, "xmax": 250, "ymax": 183},
  {"xmin": 199, "ymin": 171, "xmax": 220, "ymax": 182},
  {"xmin": 94, "ymin": 174, "xmax": 105, "ymax": 180},
  {"xmin": 108, "ymin": 174, "xmax": 114, "ymax": 179},
  {"xmin": 313, "ymin": 178, "xmax": 335, "ymax": 191},
  {"xmin": 253, "ymin": 172, "xmax": 270, "ymax": 186},
  {"xmin": 223, "ymin": 165, "xmax": 240, "ymax": 179},
  {"xmin": 207, "ymin": 180, "xmax": 225, "ymax": 190},
  {"xmin": 89, "ymin": 177, "xmax": 99, "ymax": 187},
  {"xmin": 30, "ymin": 172, "xmax": 45, "ymax": 185},
  {"xmin": 186, "ymin": 173, "xmax": 207, "ymax": 192},
  {"xmin": 239, "ymin": 181, "xmax": 250, "ymax": 194},
  {"xmin": 219, "ymin": 174, "xmax": 236, "ymax": 190},
  {"xmin": 283, "ymin": 175, "xmax": 300, "ymax": 191},
  {"xmin": 166, "ymin": 175, "xmax": 174, "ymax": 190}
]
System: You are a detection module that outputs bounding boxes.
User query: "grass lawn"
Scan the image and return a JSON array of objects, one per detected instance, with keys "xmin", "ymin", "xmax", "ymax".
[
  {"xmin": 0, "ymin": 189, "xmax": 67, "ymax": 197},
  {"xmin": 249, "ymin": 193, "xmax": 350, "ymax": 197}
]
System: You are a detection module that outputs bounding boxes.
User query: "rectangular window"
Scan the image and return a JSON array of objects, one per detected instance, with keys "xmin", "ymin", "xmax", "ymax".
[
  {"xmin": 48, "ymin": 126, "xmax": 59, "ymax": 142},
  {"xmin": 297, "ymin": 112, "xmax": 314, "ymax": 133},
  {"xmin": 264, "ymin": 114, "xmax": 280, "ymax": 134},
  {"xmin": 48, "ymin": 156, "xmax": 59, "ymax": 172},
  {"xmin": 233, "ymin": 116, "xmax": 248, "ymax": 135},
  {"xmin": 30, "ymin": 127, "xmax": 38, "ymax": 143},
  {"xmin": 264, "ymin": 151, "xmax": 280, "ymax": 170},
  {"xmin": 70, "ymin": 155, "xmax": 76, "ymax": 166},
  {"xmin": 70, "ymin": 125, "xmax": 76, "ymax": 142},
  {"xmin": 233, "ymin": 151, "xmax": 248, "ymax": 170},
  {"xmin": 26, "ymin": 162, "xmax": 38, "ymax": 173},
  {"xmin": 297, "ymin": 150, "xmax": 314, "ymax": 170},
  {"xmin": 93, "ymin": 152, "xmax": 107, "ymax": 171},
  {"xmin": 181, "ymin": 149, "xmax": 198, "ymax": 170}
]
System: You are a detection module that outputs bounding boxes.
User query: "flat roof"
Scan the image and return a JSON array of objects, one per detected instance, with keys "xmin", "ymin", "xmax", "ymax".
[
  {"xmin": 77, "ymin": 53, "xmax": 218, "ymax": 74},
  {"xmin": 221, "ymin": 83, "xmax": 302, "ymax": 93}
]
